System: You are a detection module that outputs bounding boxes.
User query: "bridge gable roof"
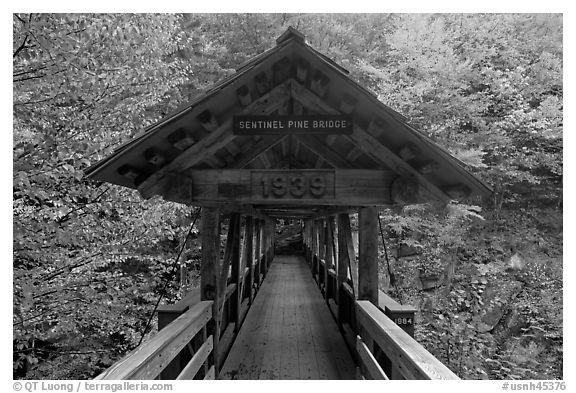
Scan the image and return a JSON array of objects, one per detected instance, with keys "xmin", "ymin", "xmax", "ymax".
[{"xmin": 85, "ymin": 27, "xmax": 491, "ymax": 216}]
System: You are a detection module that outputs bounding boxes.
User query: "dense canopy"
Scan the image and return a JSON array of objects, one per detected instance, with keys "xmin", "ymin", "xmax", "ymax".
[{"xmin": 13, "ymin": 14, "xmax": 562, "ymax": 379}]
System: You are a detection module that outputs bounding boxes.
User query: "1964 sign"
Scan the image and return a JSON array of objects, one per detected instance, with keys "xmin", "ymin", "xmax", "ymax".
[{"xmin": 233, "ymin": 115, "xmax": 352, "ymax": 135}]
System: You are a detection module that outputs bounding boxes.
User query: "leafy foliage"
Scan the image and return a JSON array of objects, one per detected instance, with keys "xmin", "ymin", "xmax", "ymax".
[{"xmin": 13, "ymin": 13, "xmax": 562, "ymax": 379}]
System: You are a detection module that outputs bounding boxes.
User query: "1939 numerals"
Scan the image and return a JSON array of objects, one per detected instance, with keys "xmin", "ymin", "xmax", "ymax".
[{"xmin": 261, "ymin": 174, "xmax": 327, "ymax": 199}]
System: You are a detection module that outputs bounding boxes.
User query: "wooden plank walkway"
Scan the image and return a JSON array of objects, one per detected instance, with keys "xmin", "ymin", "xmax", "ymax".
[{"xmin": 219, "ymin": 255, "xmax": 356, "ymax": 380}]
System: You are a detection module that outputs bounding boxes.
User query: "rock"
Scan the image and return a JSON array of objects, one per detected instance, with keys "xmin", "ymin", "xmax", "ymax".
[
  {"xmin": 474, "ymin": 280, "xmax": 523, "ymax": 332},
  {"xmin": 506, "ymin": 252, "xmax": 525, "ymax": 271},
  {"xmin": 398, "ymin": 243, "xmax": 422, "ymax": 258},
  {"xmin": 420, "ymin": 295, "xmax": 434, "ymax": 312},
  {"xmin": 419, "ymin": 273, "xmax": 442, "ymax": 290}
]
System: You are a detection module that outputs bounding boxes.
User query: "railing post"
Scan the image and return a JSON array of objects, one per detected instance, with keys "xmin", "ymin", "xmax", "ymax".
[{"xmin": 201, "ymin": 207, "xmax": 221, "ymax": 378}]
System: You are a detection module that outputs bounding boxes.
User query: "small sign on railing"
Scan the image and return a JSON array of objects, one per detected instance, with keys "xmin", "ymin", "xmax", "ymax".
[{"xmin": 233, "ymin": 115, "xmax": 353, "ymax": 135}]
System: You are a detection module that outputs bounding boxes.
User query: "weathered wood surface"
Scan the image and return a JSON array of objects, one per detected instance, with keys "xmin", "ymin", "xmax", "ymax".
[
  {"xmin": 176, "ymin": 335, "xmax": 213, "ymax": 380},
  {"xmin": 337, "ymin": 213, "xmax": 357, "ymax": 298},
  {"xmin": 355, "ymin": 300, "xmax": 459, "ymax": 380},
  {"xmin": 200, "ymin": 207, "xmax": 221, "ymax": 378},
  {"xmin": 358, "ymin": 207, "xmax": 378, "ymax": 305},
  {"xmin": 289, "ymin": 79, "xmax": 453, "ymax": 204},
  {"xmin": 136, "ymin": 80, "xmax": 293, "ymax": 199},
  {"xmin": 165, "ymin": 169, "xmax": 395, "ymax": 206},
  {"xmin": 356, "ymin": 335, "xmax": 388, "ymax": 380},
  {"xmin": 97, "ymin": 301, "xmax": 213, "ymax": 380},
  {"xmin": 219, "ymin": 255, "xmax": 355, "ymax": 379}
]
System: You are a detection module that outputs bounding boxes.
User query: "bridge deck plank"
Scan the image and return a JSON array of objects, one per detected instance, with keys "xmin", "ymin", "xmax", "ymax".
[{"xmin": 219, "ymin": 255, "xmax": 355, "ymax": 380}]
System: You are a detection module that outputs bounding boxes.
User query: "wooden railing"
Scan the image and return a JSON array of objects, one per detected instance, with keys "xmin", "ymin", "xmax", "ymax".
[
  {"xmin": 97, "ymin": 213, "xmax": 275, "ymax": 380},
  {"xmin": 354, "ymin": 300, "xmax": 457, "ymax": 380},
  {"xmin": 302, "ymin": 216, "xmax": 459, "ymax": 380},
  {"xmin": 96, "ymin": 301, "xmax": 215, "ymax": 380}
]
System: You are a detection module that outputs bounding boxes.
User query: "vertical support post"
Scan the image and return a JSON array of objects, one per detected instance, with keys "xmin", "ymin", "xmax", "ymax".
[
  {"xmin": 319, "ymin": 219, "xmax": 326, "ymax": 262},
  {"xmin": 261, "ymin": 219, "xmax": 268, "ymax": 278},
  {"xmin": 325, "ymin": 217, "xmax": 334, "ymax": 301},
  {"xmin": 263, "ymin": 219, "xmax": 270, "ymax": 275},
  {"xmin": 337, "ymin": 213, "xmax": 355, "ymax": 321},
  {"xmin": 312, "ymin": 220, "xmax": 319, "ymax": 279},
  {"xmin": 254, "ymin": 219, "xmax": 262, "ymax": 288},
  {"xmin": 228, "ymin": 213, "xmax": 242, "ymax": 331},
  {"xmin": 267, "ymin": 219, "xmax": 275, "ymax": 269},
  {"xmin": 303, "ymin": 220, "xmax": 309, "ymax": 264},
  {"xmin": 200, "ymin": 207, "xmax": 221, "ymax": 378},
  {"xmin": 318, "ymin": 219, "xmax": 326, "ymax": 292},
  {"xmin": 310, "ymin": 220, "xmax": 316, "ymax": 275},
  {"xmin": 245, "ymin": 216, "xmax": 254, "ymax": 304},
  {"xmin": 358, "ymin": 207, "xmax": 378, "ymax": 305},
  {"xmin": 308, "ymin": 220, "xmax": 313, "ymax": 266}
]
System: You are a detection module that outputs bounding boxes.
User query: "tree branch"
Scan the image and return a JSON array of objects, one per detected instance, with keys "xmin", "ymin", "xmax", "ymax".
[
  {"xmin": 13, "ymin": 35, "xmax": 29, "ymax": 58},
  {"xmin": 57, "ymin": 186, "xmax": 110, "ymax": 226}
]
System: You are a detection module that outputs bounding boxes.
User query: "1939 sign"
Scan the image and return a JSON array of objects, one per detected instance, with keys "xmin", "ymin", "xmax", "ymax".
[{"xmin": 251, "ymin": 170, "xmax": 335, "ymax": 200}]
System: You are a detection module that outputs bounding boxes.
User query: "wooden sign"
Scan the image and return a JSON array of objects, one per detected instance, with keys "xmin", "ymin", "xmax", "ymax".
[
  {"xmin": 233, "ymin": 115, "xmax": 353, "ymax": 135},
  {"xmin": 167, "ymin": 169, "xmax": 395, "ymax": 206},
  {"xmin": 250, "ymin": 170, "xmax": 335, "ymax": 200}
]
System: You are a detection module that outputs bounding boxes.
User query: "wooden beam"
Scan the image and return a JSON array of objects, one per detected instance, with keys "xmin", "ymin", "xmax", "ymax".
[
  {"xmin": 224, "ymin": 141, "xmax": 241, "ymax": 157},
  {"xmin": 254, "ymin": 219, "xmax": 262, "ymax": 287},
  {"xmin": 180, "ymin": 169, "xmax": 395, "ymax": 206},
  {"xmin": 417, "ymin": 161, "xmax": 439, "ymax": 175},
  {"xmin": 231, "ymin": 136, "xmax": 286, "ymax": 169},
  {"xmin": 311, "ymin": 220, "xmax": 318, "ymax": 277},
  {"xmin": 312, "ymin": 205, "xmax": 356, "ymax": 219},
  {"xmin": 356, "ymin": 335, "xmax": 388, "ymax": 380},
  {"xmin": 390, "ymin": 176, "xmax": 421, "ymax": 205},
  {"xmin": 281, "ymin": 138, "xmax": 288, "ymax": 158},
  {"xmin": 294, "ymin": 134, "xmax": 354, "ymax": 169},
  {"xmin": 337, "ymin": 213, "xmax": 356, "ymax": 305},
  {"xmin": 259, "ymin": 152, "xmax": 272, "ymax": 169},
  {"xmin": 200, "ymin": 207, "xmax": 220, "ymax": 378},
  {"xmin": 293, "ymin": 137, "xmax": 300, "ymax": 158},
  {"xmin": 318, "ymin": 219, "xmax": 326, "ymax": 264},
  {"xmin": 226, "ymin": 214, "xmax": 242, "ymax": 332},
  {"xmin": 261, "ymin": 219, "xmax": 269, "ymax": 278},
  {"xmin": 137, "ymin": 81, "xmax": 292, "ymax": 199},
  {"xmin": 290, "ymin": 80, "xmax": 451, "ymax": 204},
  {"xmin": 345, "ymin": 147, "xmax": 363, "ymax": 163},
  {"xmin": 244, "ymin": 216, "xmax": 254, "ymax": 304},
  {"xmin": 275, "ymin": 154, "xmax": 311, "ymax": 170},
  {"xmin": 326, "ymin": 134, "xmax": 338, "ymax": 146},
  {"xmin": 265, "ymin": 219, "xmax": 275, "ymax": 270},
  {"xmin": 398, "ymin": 142, "xmax": 421, "ymax": 161},
  {"xmin": 325, "ymin": 216, "xmax": 335, "ymax": 301},
  {"xmin": 358, "ymin": 207, "xmax": 378, "ymax": 305},
  {"xmin": 203, "ymin": 155, "xmax": 225, "ymax": 169},
  {"xmin": 201, "ymin": 208, "xmax": 220, "ymax": 302}
]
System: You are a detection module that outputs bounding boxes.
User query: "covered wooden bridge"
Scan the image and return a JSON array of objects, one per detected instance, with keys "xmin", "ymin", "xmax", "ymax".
[{"xmin": 86, "ymin": 27, "xmax": 491, "ymax": 380}]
